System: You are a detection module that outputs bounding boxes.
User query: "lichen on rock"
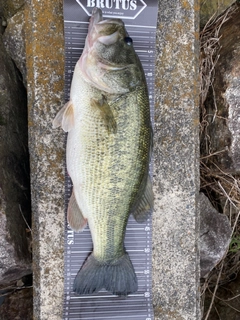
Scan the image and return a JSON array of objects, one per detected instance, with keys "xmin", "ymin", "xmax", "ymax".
[{"xmin": 3, "ymin": 9, "xmax": 26, "ymax": 87}]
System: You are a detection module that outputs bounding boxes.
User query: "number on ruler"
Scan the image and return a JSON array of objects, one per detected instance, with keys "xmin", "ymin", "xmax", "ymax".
[{"xmin": 144, "ymin": 291, "xmax": 150, "ymax": 298}]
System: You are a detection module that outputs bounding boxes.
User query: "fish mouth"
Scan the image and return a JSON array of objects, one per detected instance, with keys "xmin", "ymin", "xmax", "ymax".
[
  {"xmin": 86, "ymin": 8, "xmax": 125, "ymax": 52},
  {"xmin": 89, "ymin": 8, "xmax": 124, "ymax": 31},
  {"xmin": 89, "ymin": 7, "xmax": 103, "ymax": 30}
]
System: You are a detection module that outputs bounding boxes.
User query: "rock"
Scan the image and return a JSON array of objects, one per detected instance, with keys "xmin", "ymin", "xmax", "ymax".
[
  {"xmin": 0, "ymin": 0, "xmax": 25, "ymax": 20},
  {"xmin": 0, "ymin": 33, "xmax": 31, "ymax": 285},
  {"xmin": 199, "ymin": 193, "xmax": 232, "ymax": 278},
  {"xmin": 201, "ymin": 4, "xmax": 240, "ymax": 173},
  {"xmin": 3, "ymin": 9, "xmax": 26, "ymax": 87},
  {"xmin": 0, "ymin": 287, "xmax": 33, "ymax": 319},
  {"xmin": 0, "ymin": 188, "xmax": 31, "ymax": 287},
  {"xmin": 200, "ymin": 0, "xmax": 236, "ymax": 28}
]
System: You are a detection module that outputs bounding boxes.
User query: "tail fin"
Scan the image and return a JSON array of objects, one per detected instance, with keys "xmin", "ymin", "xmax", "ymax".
[{"xmin": 73, "ymin": 253, "xmax": 138, "ymax": 296}]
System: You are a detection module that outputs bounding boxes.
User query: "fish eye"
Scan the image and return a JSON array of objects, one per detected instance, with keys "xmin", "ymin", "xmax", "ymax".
[{"xmin": 124, "ymin": 37, "xmax": 133, "ymax": 46}]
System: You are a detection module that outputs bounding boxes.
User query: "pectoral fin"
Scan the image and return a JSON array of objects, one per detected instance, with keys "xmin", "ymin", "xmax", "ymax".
[
  {"xmin": 132, "ymin": 175, "xmax": 154, "ymax": 223},
  {"xmin": 53, "ymin": 101, "xmax": 74, "ymax": 132},
  {"xmin": 91, "ymin": 95, "xmax": 116, "ymax": 133},
  {"xmin": 67, "ymin": 190, "xmax": 87, "ymax": 232}
]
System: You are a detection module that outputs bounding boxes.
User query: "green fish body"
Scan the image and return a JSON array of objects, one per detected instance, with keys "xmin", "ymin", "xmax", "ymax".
[{"xmin": 53, "ymin": 7, "xmax": 153, "ymax": 295}]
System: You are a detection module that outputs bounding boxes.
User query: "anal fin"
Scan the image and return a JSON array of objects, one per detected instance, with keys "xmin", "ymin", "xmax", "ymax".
[
  {"xmin": 67, "ymin": 190, "xmax": 87, "ymax": 232},
  {"xmin": 132, "ymin": 175, "xmax": 154, "ymax": 223}
]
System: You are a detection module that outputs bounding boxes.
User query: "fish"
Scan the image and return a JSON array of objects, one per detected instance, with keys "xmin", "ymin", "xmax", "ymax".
[{"xmin": 53, "ymin": 7, "xmax": 153, "ymax": 296}]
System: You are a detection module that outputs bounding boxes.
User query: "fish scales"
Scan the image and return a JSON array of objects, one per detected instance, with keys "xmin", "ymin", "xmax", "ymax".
[
  {"xmin": 53, "ymin": 7, "xmax": 153, "ymax": 296},
  {"xmin": 68, "ymin": 84, "xmax": 150, "ymax": 261}
]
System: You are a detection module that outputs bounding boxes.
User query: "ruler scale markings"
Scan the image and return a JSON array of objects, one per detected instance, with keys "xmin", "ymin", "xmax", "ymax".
[
  {"xmin": 68, "ymin": 301, "xmax": 149, "ymax": 305},
  {"xmin": 65, "ymin": 316, "xmax": 149, "ymax": 320},
  {"xmin": 69, "ymin": 306, "xmax": 148, "ymax": 311},
  {"xmin": 69, "ymin": 298, "xmax": 149, "ymax": 303}
]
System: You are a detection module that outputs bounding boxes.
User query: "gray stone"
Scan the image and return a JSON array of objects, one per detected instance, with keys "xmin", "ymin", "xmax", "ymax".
[
  {"xmin": 199, "ymin": 193, "xmax": 232, "ymax": 278},
  {"xmin": 223, "ymin": 6, "xmax": 240, "ymax": 172},
  {"xmin": 0, "ymin": 33, "xmax": 31, "ymax": 286},
  {"xmin": 201, "ymin": 4, "xmax": 240, "ymax": 173},
  {"xmin": 153, "ymin": 0, "xmax": 200, "ymax": 319},
  {"xmin": 3, "ymin": 9, "xmax": 26, "ymax": 87}
]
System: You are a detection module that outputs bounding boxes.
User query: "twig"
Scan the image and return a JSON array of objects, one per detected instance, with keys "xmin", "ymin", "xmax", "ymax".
[
  {"xmin": 230, "ymin": 210, "xmax": 240, "ymax": 238},
  {"xmin": 214, "ymin": 305, "xmax": 222, "ymax": 320},
  {"xmin": 200, "ymin": 148, "xmax": 228, "ymax": 160},
  {"xmin": 222, "ymin": 301, "xmax": 240, "ymax": 313},
  {"xmin": 215, "ymin": 292, "xmax": 240, "ymax": 302},
  {"xmin": 218, "ymin": 181, "xmax": 237, "ymax": 209},
  {"xmin": 19, "ymin": 204, "xmax": 32, "ymax": 233},
  {"xmin": 0, "ymin": 285, "xmax": 33, "ymax": 298},
  {"xmin": 204, "ymin": 262, "xmax": 224, "ymax": 320},
  {"xmin": 0, "ymin": 291, "xmax": 14, "ymax": 298}
]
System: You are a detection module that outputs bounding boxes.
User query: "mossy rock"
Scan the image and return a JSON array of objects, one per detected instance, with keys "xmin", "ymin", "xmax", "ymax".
[{"xmin": 0, "ymin": 0, "xmax": 25, "ymax": 20}]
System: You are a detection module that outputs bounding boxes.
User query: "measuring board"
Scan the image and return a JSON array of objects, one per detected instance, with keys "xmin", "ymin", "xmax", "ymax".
[{"xmin": 63, "ymin": 1, "xmax": 158, "ymax": 319}]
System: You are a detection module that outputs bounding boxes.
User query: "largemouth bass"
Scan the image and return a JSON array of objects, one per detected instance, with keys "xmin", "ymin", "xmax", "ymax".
[{"xmin": 53, "ymin": 7, "xmax": 153, "ymax": 296}]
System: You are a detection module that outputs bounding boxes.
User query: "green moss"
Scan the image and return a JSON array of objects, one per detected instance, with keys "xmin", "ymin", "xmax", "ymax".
[{"xmin": 229, "ymin": 236, "xmax": 240, "ymax": 253}]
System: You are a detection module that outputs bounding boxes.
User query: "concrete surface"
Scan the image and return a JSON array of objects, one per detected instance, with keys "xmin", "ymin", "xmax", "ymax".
[
  {"xmin": 25, "ymin": 0, "xmax": 65, "ymax": 319},
  {"xmin": 153, "ymin": 0, "xmax": 200, "ymax": 319}
]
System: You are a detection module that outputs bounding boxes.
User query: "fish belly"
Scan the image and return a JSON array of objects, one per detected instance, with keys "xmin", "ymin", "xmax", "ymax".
[{"xmin": 67, "ymin": 75, "xmax": 150, "ymax": 263}]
